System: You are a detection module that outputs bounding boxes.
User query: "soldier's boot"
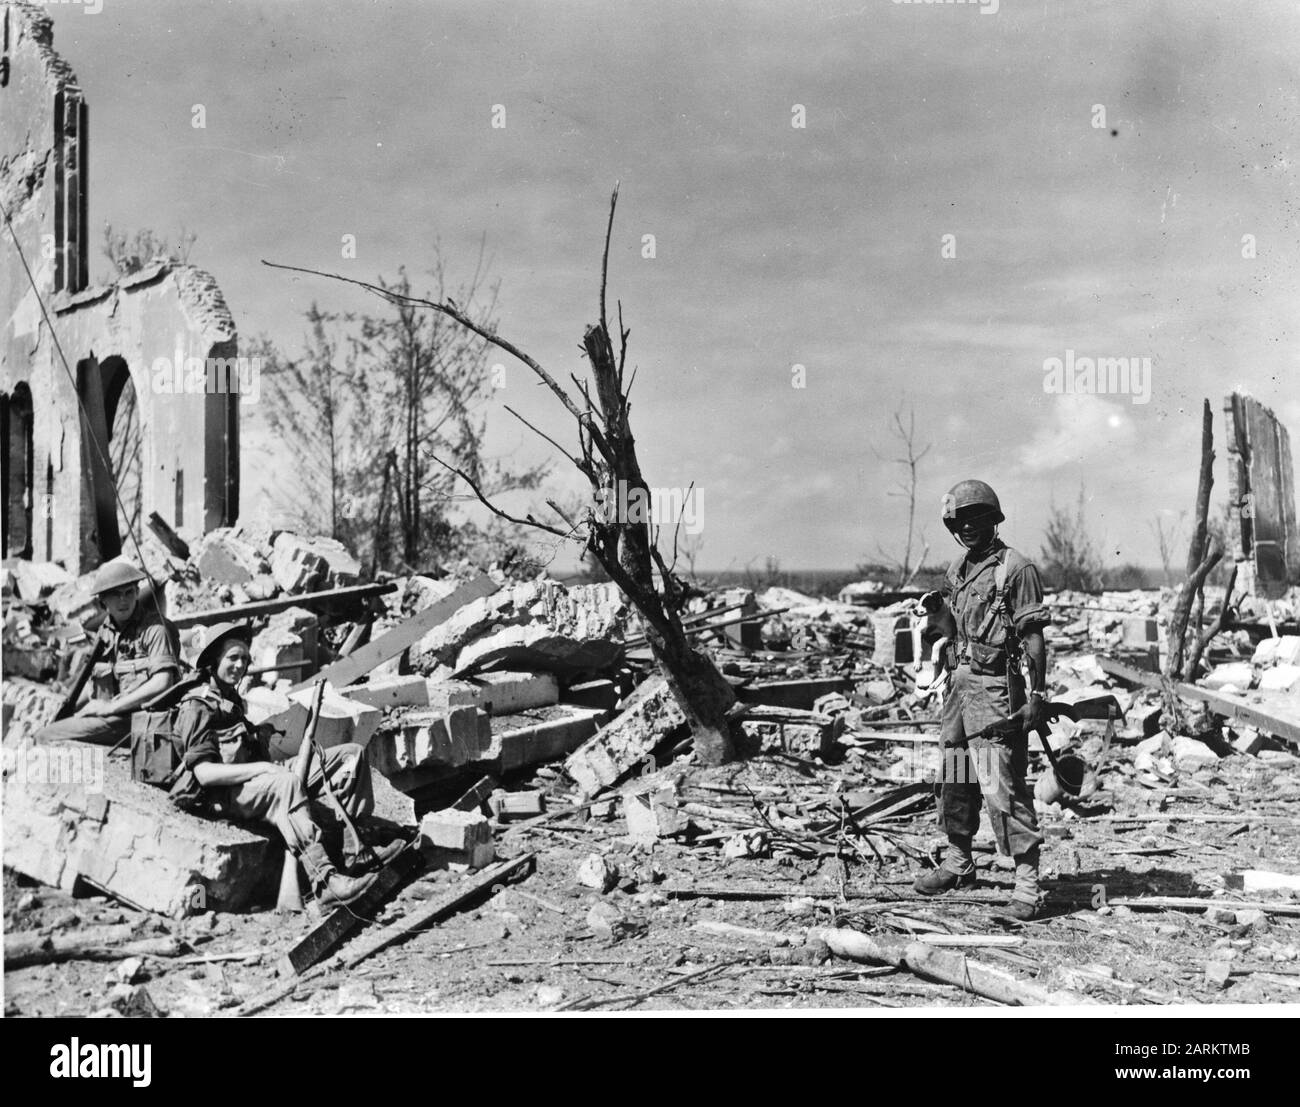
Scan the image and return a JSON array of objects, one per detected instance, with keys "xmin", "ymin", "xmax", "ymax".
[
  {"xmin": 340, "ymin": 823, "xmax": 408, "ymax": 874},
  {"xmin": 1002, "ymin": 846, "xmax": 1041, "ymax": 921},
  {"xmin": 914, "ymin": 836, "xmax": 977, "ymax": 896},
  {"xmin": 300, "ymin": 840, "xmax": 378, "ymax": 910}
]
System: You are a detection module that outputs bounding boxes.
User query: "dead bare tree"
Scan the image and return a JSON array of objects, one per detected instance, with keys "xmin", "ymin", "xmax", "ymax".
[
  {"xmin": 264, "ymin": 187, "xmax": 739, "ymax": 764},
  {"xmin": 872, "ymin": 404, "xmax": 930, "ymax": 587},
  {"xmin": 1167, "ymin": 400, "xmax": 1224, "ymax": 681}
]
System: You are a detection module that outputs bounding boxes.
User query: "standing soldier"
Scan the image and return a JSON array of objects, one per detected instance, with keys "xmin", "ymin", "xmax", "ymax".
[
  {"xmin": 36, "ymin": 558, "xmax": 182, "ymax": 747},
  {"xmin": 914, "ymin": 480, "xmax": 1050, "ymax": 919}
]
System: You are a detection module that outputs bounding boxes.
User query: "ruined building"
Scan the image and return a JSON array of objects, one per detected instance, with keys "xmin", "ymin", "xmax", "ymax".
[{"xmin": 1, "ymin": 1, "xmax": 239, "ymax": 574}]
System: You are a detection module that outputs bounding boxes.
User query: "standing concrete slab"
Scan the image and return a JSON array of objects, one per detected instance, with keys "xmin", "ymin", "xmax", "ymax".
[{"xmin": 564, "ymin": 677, "xmax": 687, "ymax": 798}]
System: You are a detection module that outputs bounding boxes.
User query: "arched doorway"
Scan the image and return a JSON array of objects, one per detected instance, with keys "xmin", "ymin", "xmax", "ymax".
[
  {"xmin": 101, "ymin": 357, "xmax": 142, "ymax": 546},
  {"xmin": 1, "ymin": 383, "xmax": 35, "ymax": 558}
]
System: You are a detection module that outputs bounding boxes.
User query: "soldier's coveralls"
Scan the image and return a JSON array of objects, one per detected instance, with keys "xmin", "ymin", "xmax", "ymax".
[
  {"xmin": 170, "ymin": 678, "xmax": 374, "ymax": 856},
  {"xmin": 938, "ymin": 540, "xmax": 1050, "ymax": 862},
  {"xmin": 35, "ymin": 607, "xmax": 182, "ymax": 746}
]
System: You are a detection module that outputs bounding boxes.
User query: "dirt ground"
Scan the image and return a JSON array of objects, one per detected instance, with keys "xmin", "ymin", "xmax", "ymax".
[{"xmin": 6, "ymin": 729, "xmax": 1300, "ymax": 1016}]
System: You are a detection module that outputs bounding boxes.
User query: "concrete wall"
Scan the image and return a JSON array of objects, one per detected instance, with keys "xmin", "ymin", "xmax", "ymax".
[{"xmin": 1, "ymin": 2, "xmax": 239, "ymax": 572}]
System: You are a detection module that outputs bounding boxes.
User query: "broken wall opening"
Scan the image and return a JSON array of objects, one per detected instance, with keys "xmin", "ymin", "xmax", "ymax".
[
  {"xmin": 102, "ymin": 355, "xmax": 142, "ymax": 543},
  {"xmin": 2, "ymin": 381, "xmax": 35, "ymax": 557}
]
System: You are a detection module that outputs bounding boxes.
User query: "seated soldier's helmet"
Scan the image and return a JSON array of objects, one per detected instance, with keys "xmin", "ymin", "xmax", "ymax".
[
  {"xmin": 941, "ymin": 480, "xmax": 1004, "ymax": 528},
  {"xmin": 195, "ymin": 621, "xmax": 254, "ymax": 672},
  {"xmin": 90, "ymin": 558, "xmax": 147, "ymax": 596}
]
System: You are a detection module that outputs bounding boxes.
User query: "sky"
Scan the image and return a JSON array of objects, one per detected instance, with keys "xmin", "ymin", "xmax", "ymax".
[{"xmin": 43, "ymin": 0, "xmax": 1300, "ymax": 574}]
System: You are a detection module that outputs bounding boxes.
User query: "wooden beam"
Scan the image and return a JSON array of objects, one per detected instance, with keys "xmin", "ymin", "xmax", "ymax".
[
  {"xmin": 1105, "ymin": 895, "xmax": 1300, "ymax": 917},
  {"xmin": 146, "ymin": 511, "xmax": 190, "ymax": 559},
  {"xmin": 335, "ymin": 853, "xmax": 535, "ymax": 971},
  {"xmin": 170, "ymin": 582, "xmax": 397, "ymax": 629},
  {"xmin": 284, "ymin": 845, "xmax": 425, "ymax": 975},
  {"xmin": 290, "ymin": 574, "xmax": 497, "ymax": 692},
  {"xmin": 1097, "ymin": 654, "xmax": 1300, "ymax": 745}
]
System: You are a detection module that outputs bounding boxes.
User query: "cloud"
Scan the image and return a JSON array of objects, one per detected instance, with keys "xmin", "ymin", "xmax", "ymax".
[{"xmin": 1017, "ymin": 394, "xmax": 1139, "ymax": 473}]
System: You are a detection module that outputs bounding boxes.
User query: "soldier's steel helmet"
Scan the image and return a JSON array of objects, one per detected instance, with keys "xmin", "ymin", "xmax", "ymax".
[
  {"xmin": 195, "ymin": 621, "xmax": 254, "ymax": 671},
  {"xmin": 941, "ymin": 480, "xmax": 1004, "ymax": 528},
  {"xmin": 90, "ymin": 558, "xmax": 148, "ymax": 597}
]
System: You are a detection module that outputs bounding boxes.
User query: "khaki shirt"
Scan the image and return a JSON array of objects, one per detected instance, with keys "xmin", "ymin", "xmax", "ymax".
[
  {"xmin": 92, "ymin": 606, "xmax": 182, "ymax": 699},
  {"xmin": 942, "ymin": 541, "xmax": 1049, "ymax": 670},
  {"xmin": 173, "ymin": 680, "xmax": 267, "ymax": 770}
]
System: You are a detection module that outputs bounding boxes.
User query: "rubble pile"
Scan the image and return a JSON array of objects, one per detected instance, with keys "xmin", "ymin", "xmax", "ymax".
[{"xmin": 5, "ymin": 553, "xmax": 1300, "ymax": 1014}]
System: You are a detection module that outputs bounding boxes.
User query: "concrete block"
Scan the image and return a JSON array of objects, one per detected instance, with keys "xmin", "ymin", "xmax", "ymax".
[
  {"xmin": 1202, "ymin": 662, "xmax": 1255, "ymax": 691},
  {"xmin": 739, "ymin": 706, "xmax": 844, "ymax": 759},
  {"xmin": 489, "ymin": 790, "xmax": 544, "ymax": 820},
  {"xmin": 408, "ymin": 581, "xmax": 541, "ymax": 674},
  {"xmin": 245, "ymin": 682, "xmax": 381, "ymax": 760},
  {"xmin": 623, "ymin": 783, "xmax": 681, "ymax": 843},
  {"xmin": 861, "ymin": 678, "xmax": 896, "ymax": 705},
  {"xmin": 1232, "ymin": 728, "xmax": 1270, "ymax": 757},
  {"xmin": 495, "ymin": 706, "xmax": 607, "ymax": 772},
  {"xmin": 454, "ymin": 623, "xmax": 622, "ymax": 677},
  {"xmin": 3, "ymin": 743, "xmax": 275, "ymax": 914},
  {"xmin": 195, "ymin": 529, "xmax": 267, "ymax": 585},
  {"xmin": 46, "ymin": 573, "xmax": 99, "ymax": 625},
  {"xmin": 425, "ymin": 679, "xmax": 482, "ymax": 711},
  {"xmin": 340, "ymin": 674, "xmax": 430, "ymax": 712},
  {"xmin": 2, "ymin": 679, "xmax": 67, "ymax": 742},
  {"xmin": 1252, "ymin": 636, "xmax": 1300, "ymax": 667},
  {"xmin": 369, "ymin": 707, "xmax": 494, "ymax": 775},
  {"xmin": 565, "ymin": 677, "xmax": 687, "ymax": 797},
  {"xmin": 576, "ymin": 853, "xmax": 619, "ymax": 892},
  {"xmin": 534, "ymin": 580, "xmax": 629, "ymax": 642},
  {"xmin": 269, "ymin": 532, "xmax": 361, "ymax": 593},
  {"xmin": 472, "ymin": 670, "xmax": 560, "ymax": 714},
  {"xmin": 1204, "ymin": 960, "xmax": 1232, "ymax": 990},
  {"xmin": 1226, "ymin": 869, "xmax": 1300, "ymax": 894},
  {"xmin": 1170, "ymin": 733, "xmax": 1220, "ymax": 770},
  {"xmin": 1121, "ymin": 616, "xmax": 1159, "ymax": 648},
  {"xmin": 10, "ymin": 559, "xmax": 74, "ymax": 602},
  {"xmin": 1258, "ymin": 664, "xmax": 1300, "ymax": 692},
  {"xmin": 418, "ymin": 808, "xmax": 494, "ymax": 870},
  {"xmin": 248, "ymin": 606, "xmax": 318, "ymax": 681}
]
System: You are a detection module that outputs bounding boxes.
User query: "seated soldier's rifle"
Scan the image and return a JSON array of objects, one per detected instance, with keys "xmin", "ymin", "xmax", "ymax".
[{"xmin": 53, "ymin": 640, "xmax": 106, "ymax": 721}]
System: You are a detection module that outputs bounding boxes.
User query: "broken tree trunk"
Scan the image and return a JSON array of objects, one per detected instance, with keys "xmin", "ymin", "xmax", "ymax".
[
  {"xmin": 5, "ymin": 931, "xmax": 183, "ymax": 969},
  {"xmin": 264, "ymin": 186, "xmax": 738, "ymax": 764},
  {"xmin": 1167, "ymin": 399, "xmax": 1223, "ymax": 692},
  {"xmin": 810, "ymin": 927, "xmax": 1094, "ymax": 1006}
]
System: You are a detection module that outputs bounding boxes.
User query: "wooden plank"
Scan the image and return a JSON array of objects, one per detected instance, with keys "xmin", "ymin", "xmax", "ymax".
[
  {"xmin": 336, "ymin": 853, "xmax": 535, "ymax": 971},
  {"xmin": 1105, "ymin": 895, "xmax": 1300, "ymax": 917},
  {"xmin": 284, "ymin": 845, "xmax": 425, "ymax": 975},
  {"xmin": 852, "ymin": 730, "xmax": 941, "ymax": 744},
  {"xmin": 146, "ymin": 510, "xmax": 190, "ymax": 559},
  {"xmin": 290, "ymin": 574, "xmax": 497, "ymax": 692},
  {"xmin": 451, "ymin": 774, "xmax": 500, "ymax": 813},
  {"xmin": 171, "ymin": 582, "xmax": 397, "ymax": 628},
  {"xmin": 1097, "ymin": 654, "xmax": 1300, "ymax": 745}
]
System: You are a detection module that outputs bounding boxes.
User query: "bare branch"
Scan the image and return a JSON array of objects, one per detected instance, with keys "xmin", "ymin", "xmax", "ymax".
[
  {"xmin": 428, "ymin": 454, "xmax": 569, "ymax": 538},
  {"xmin": 503, "ymin": 404, "xmax": 587, "ymax": 474},
  {"xmin": 262, "ymin": 258, "xmax": 596, "ymax": 443}
]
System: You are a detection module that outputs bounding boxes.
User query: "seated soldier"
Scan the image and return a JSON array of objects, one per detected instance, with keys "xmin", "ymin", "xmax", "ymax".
[
  {"xmin": 171, "ymin": 622, "xmax": 402, "ymax": 910},
  {"xmin": 36, "ymin": 559, "xmax": 180, "ymax": 747}
]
